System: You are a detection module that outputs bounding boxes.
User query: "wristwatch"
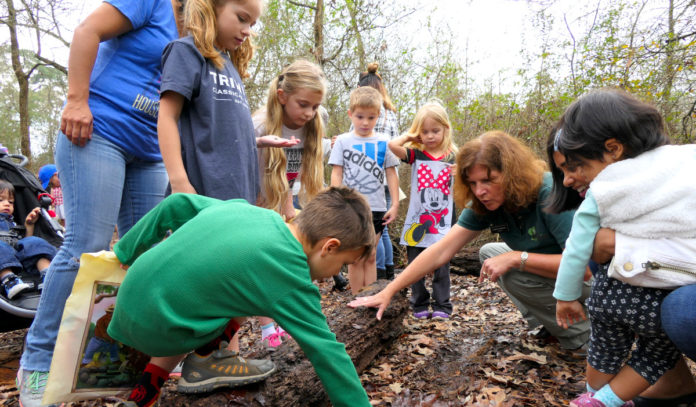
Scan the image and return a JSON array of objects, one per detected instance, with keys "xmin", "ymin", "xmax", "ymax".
[{"xmin": 520, "ymin": 251, "xmax": 529, "ymax": 271}]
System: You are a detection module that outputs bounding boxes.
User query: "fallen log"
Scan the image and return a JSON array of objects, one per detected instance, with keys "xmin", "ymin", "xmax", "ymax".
[
  {"xmin": 450, "ymin": 246, "xmax": 481, "ymax": 276},
  {"xmin": 160, "ymin": 279, "xmax": 409, "ymax": 406}
]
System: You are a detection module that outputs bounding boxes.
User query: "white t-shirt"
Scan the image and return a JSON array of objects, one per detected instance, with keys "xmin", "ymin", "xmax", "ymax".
[{"xmin": 328, "ymin": 131, "xmax": 399, "ymax": 211}]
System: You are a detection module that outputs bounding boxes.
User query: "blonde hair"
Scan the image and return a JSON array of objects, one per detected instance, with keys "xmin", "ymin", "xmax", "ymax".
[
  {"xmin": 184, "ymin": 0, "xmax": 258, "ymax": 75},
  {"xmin": 349, "ymin": 86, "xmax": 382, "ymax": 112},
  {"xmin": 453, "ymin": 131, "xmax": 547, "ymax": 215},
  {"xmin": 295, "ymin": 186, "xmax": 375, "ymax": 259},
  {"xmin": 403, "ymin": 102, "xmax": 458, "ymax": 154},
  {"xmin": 358, "ymin": 62, "xmax": 396, "ymax": 112},
  {"xmin": 259, "ymin": 60, "xmax": 327, "ymax": 210}
]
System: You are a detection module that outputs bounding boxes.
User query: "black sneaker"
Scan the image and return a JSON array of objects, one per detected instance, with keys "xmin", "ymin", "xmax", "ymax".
[
  {"xmin": 177, "ymin": 344, "xmax": 276, "ymax": 393},
  {"xmin": 385, "ymin": 265, "xmax": 395, "ymax": 280},
  {"xmin": 2, "ymin": 272, "xmax": 31, "ymax": 299},
  {"xmin": 332, "ymin": 273, "xmax": 349, "ymax": 291}
]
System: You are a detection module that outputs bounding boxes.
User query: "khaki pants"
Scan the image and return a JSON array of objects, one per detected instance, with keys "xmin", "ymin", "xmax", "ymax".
[{"xmin": 479, "ymin": 242, "xmax": 591, "ymax": 349}]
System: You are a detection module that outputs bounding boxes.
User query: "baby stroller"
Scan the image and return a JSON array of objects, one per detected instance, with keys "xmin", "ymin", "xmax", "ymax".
[{"xmin": 0, "ymin": 149, "xmax": 64, "ymax": 320}]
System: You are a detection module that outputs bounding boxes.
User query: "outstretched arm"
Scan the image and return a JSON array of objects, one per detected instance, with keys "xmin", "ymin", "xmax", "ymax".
[
  {"xmin": 349, "ymin": 224, "xmax": 481, "ymax": 319},
  {"xmin": 256, "ymin": 135, "xmax": 301, "ymax": 148}
]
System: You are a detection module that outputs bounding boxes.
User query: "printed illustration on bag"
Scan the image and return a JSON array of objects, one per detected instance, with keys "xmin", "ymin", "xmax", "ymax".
[
  {"xmin": 401, "ymin": 160, "xmax": 454, "ymax": 247},
  {"xmin": 74, "ymin": 282, "xmax": 148, "ymax": 391}
]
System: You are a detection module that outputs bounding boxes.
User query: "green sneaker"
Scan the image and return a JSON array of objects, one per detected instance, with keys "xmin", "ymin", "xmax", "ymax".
[{"xmin": 177, "ymin": 346, "xmax": 276, "ymax": 393}]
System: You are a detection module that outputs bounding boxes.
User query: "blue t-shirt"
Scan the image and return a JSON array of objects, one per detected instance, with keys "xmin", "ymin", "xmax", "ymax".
[
  {"xmin": 88, "ymin": 0, "xmax": 178, "ymax": 161},
  {"xmin": 160, "ymin": 36, "xmax": 259, "ymax": 203}
]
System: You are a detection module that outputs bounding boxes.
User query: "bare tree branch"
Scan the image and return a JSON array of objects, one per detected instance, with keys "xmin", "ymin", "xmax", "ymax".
[
  {"xmin": 35, "ymin": 53, "xmax": 66, "ymax": 74},
  {"xmin": 286, "ymin": 0, "xmax": 316, "ymax": 11},
  {"xmin": 563, "ymin": 13, "xmax": 577, "ymax": 94}
]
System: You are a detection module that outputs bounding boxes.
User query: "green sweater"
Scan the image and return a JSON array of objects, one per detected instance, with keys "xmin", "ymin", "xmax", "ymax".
[{"xmin": 107, "ymin": 194, "xmax": 369, "ymax": 406}]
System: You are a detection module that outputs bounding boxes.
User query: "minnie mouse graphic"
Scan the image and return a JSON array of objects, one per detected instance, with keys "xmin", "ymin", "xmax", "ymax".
[{"xmin": 403, "ymin": 163, "xmax": 452, "ymax": 246}]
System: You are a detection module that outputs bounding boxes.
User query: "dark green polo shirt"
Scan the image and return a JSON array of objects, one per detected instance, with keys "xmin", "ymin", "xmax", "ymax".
[{"xmin": 457, "ymin": 173, "xmax": 574, "ymax": 254}]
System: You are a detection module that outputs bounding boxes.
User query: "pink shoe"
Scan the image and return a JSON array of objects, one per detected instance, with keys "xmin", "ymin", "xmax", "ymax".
[
  {"xmin": 570, "ymin": 393, "xmax": 605, "ymax": 407},
  {"xmin": 262, "ymin": 332, "xmax": 283, "ymax": 352},
  {"xmin": 570, "ymin": 392, "xmax": 635, "ymax": 407}
]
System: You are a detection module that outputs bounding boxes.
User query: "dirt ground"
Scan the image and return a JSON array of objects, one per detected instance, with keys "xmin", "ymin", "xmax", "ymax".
[{"xmin": 0, "ymin": 263, "xmax": 693, "ymax": 406}]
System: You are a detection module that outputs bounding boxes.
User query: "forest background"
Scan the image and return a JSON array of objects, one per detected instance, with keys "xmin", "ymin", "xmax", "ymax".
[{"xmin": 0, "ymin": 0, "xmax": 695, "ymax": 169}]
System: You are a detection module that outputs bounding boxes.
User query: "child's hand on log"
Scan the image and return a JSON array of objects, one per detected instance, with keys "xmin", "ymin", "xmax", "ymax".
[{"xmin": 348, "ymin": 290, "xmax": 393, "ymax": 321}]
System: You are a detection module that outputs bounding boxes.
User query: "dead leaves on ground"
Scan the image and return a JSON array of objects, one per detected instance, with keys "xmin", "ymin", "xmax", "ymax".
[{"xmin": 358, "ymin": 273, "xmax": 587, "ymax": 406}]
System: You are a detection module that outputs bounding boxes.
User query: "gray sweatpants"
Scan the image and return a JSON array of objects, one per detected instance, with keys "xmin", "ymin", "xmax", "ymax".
[{"xmin": 479, "ymin": 242, "xmax": 591, "ymax": 349}]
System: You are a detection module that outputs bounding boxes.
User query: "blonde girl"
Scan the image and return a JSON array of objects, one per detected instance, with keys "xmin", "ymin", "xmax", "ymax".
[
  {"xmin": 159, "ymin": 0, "xmax": 296, "ymax": 202},
  {"xmin": 388, "ymin": 102, "xmax": 458, "ymax": 319},
  {"xmin": 254, "ymin": 59, "xmax": 328, "ymax": 220},
  {"xmin": 251, "ymin": 60, "xmax": 328, "ymax": 350}
]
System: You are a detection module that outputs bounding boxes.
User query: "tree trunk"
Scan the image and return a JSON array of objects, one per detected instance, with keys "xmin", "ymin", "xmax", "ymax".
[
  {"xmin": 662, "ymin": 0, "xmax": 676, "ymax": 103},
  {"xmin": 313, "ymin": 0, "xmax": 324, "ymax": 65},
  {"xmin": 346, "ymin": 0, "xmax": 366, "ymax": 69},
  {"xmin": 160, "ymin": 280, "xmax": 409, "ymax": 406},
  {"xmin": 5, "ymin": 0, "xmax": 32, "ymax": 162}
]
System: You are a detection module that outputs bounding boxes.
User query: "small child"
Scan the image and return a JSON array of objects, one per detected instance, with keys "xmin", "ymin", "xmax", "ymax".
[
  {"xmin": 38, "ymin": 164, "xmax": 63, "ymax": 223},
  {"xmin": 388, "ymin": 102, "xmax": 457, "ymax": 319},
  {"xmin": 329, "ymin": 86, "xmax": 400, "ymax": 294},
  {"xmin": 355, "ymin": 62, "xmax": 400, "ymax": 280},
  {"xmin": 107, "ymin": 187, "xmax": 374, "ymax": 407},
  {"xmin": 548, "ymin": 89, "xmax": 694, "ymax": 407},
  {"xmin": 0, "ymin": 180, "xmax": 57, "ymax": 299}
]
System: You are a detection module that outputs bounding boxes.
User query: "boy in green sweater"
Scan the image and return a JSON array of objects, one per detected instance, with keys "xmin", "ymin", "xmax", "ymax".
[{"xmin": 107, "ymin": 187, "xmax": 374, "ymax": 407}]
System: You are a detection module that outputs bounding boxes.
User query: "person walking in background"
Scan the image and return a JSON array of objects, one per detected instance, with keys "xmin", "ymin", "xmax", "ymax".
[{"xmin": 18, "ymin": 2, "xmax": 181, "ymax": 406}]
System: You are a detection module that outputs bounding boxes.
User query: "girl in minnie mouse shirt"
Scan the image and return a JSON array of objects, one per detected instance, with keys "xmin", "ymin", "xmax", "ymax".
[{"xmin": 388, "ymin": 102, "xmax": 458, "ymax": 319}]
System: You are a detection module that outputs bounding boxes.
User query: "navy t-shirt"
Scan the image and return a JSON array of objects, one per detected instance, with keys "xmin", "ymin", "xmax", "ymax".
[
  {"xmin": 88, "ymin": 0, "xmax": 177, "ymax": 161},
  {"xmin": 160, "ymin": 36, "xmax": 259, "ymax": 203}
]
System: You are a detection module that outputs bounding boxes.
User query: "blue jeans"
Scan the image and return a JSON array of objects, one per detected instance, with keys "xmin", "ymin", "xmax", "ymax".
[
  {"xmin": 376, "ymin": 188, "xmax": 394, "ymax": 270},
  {"xmin": 661, "ymin": 284, "xmax": 696, "ymax": 362},
  {"xmin": 21, "ymin": 133, "xmax": 167, "ymax": 372},
  {"xmin": 0, "ymin": 237, "xmax": 57, "ymax": 275}
]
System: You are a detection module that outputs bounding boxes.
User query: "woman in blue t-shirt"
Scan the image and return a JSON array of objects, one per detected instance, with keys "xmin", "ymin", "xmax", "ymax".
[{"xmin": 18, "ymin": 2, "xmax": 180, "ymax": 405}]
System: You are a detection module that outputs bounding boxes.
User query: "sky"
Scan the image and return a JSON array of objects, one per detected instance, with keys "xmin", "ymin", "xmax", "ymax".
[
  {"xmin": 9, "ymin": 0, "xmax": 547, "ymax": 92},
  {"xmin": 430, "ymin": 0, "xmax": 536, "ymax": 88}
]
